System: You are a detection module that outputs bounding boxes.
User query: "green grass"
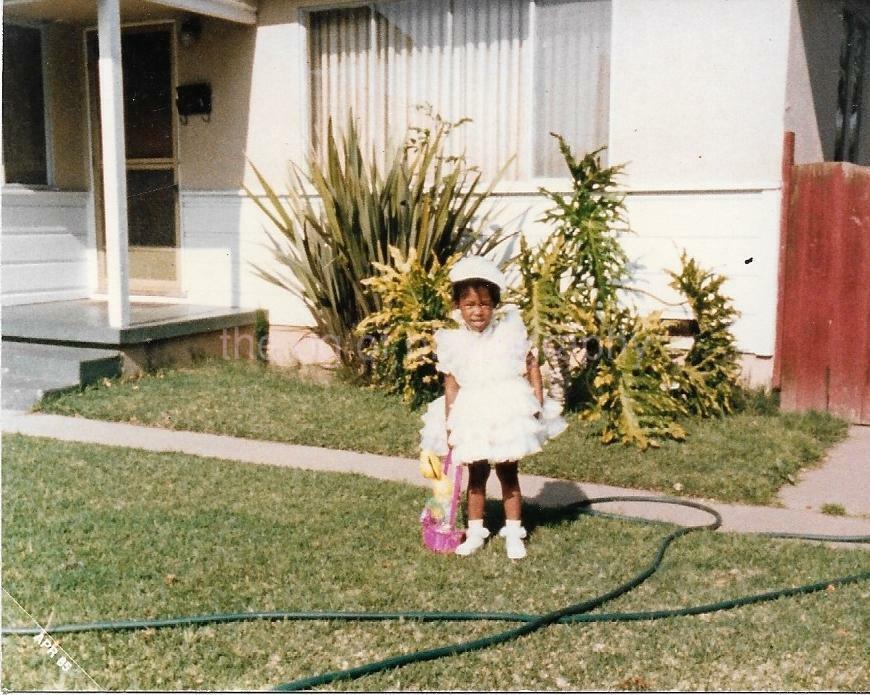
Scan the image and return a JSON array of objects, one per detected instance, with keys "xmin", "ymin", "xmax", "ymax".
[
  {"xmin": 2, "ymin": 434, "xmax": 868, "ymax": 691},
  {"xmin": 822, "ymin": 503, "xmax": 848, "ymax": 516},
  {"xmin": 523, "ymin": 408, "xmax": 846, "ymax": 505},
  {"xmin": 37, "ymin": 360, "xmax": 849, "ymax": 504},
  {"xmin": 38, "ymin": 360, "xmax": 422, "ymax": 457}
]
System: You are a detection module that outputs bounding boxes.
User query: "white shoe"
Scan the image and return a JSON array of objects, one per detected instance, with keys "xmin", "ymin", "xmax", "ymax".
[
  {"xmin": 455, "ymin": 525, "xmax": 490, "ymax": 556},
  {"xmin": 499, "ymin": 524, "xmax": 528, "ymax": 560}
]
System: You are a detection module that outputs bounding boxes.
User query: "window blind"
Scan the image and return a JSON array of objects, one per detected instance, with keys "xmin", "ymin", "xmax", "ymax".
[{"xmin": 308, "ymin": 0, "xmax": 610, "ymax": 180}]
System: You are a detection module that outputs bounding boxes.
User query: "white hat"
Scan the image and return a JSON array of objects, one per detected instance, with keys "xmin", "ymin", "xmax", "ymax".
[{"xmin": 448, "ymin": 256, "xmax": 507, "ymax": 291}]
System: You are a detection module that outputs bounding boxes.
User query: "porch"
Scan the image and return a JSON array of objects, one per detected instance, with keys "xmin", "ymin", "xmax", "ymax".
[
  {"xmin": 2, "ymin": 299, "xmax": 262, "ymax": 410},
  {"xmin": 2, "ymin": 0, "xmax": 259, "ymax": 325}
]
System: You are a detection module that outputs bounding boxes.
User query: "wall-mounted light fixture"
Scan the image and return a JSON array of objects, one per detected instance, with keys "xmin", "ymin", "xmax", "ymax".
[{"xmin": 179, "ymin": 16, "xmax": 202, "ymax": 48}]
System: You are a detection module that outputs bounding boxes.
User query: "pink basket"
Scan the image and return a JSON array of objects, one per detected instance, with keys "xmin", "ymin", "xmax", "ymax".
[
  {"xmin": 421, "ymin": 512, "xmax": 465, "ymax": 553},
  {"xmin": 421, "ymin": 452, "xmax": 464, "ymax": 554}
]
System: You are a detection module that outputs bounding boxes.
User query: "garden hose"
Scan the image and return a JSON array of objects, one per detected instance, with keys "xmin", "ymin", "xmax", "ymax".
[{"xmin": 2, "ymin": 496, "xmax": 868, "ymax": 691}]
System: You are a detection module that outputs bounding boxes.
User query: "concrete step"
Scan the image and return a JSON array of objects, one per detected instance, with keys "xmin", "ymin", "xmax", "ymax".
[
  {"xmin": 1, "ymin": 341, "xmax": 122, "ymax": 385},
  {"xmin": 1, "ymin": 373, "xmax": 80, "ymax": 411},
  {"xmin": 1, "ymin": 341, "xmax": 123, "ymax": 411}
]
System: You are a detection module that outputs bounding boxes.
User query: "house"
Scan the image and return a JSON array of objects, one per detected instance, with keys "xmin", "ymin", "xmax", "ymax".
[{"xmin": 2, "ymin": 0, "xmax": 868, "ymax": 406}]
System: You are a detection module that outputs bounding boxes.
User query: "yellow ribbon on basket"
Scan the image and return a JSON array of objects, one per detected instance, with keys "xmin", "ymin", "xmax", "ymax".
[{"xmin": 419, "ymin": 450, "xmax": 444, "ymax": 480}]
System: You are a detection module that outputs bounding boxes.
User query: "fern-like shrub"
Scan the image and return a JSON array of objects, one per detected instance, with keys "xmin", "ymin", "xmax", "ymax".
[
  {"xmin": 536, "ymin": 140, "xmax": 631, "ymax": 316},
  {"xmin": 668, "ymin": 251, "xmax": 741, "ymax": 416},
  {"xmin": 508, "ymin": 138, "xmax": 628, "ymax": 404},
  {"xmin": 583, "ymin": 312, "xmax": 688, "ymax": 449},
  {"xmin": 516, "ymin": 137, "xmax": 742, "ymax": 449},
  {"xmin": 506, "ymin": 235, "xmax": 597, "ymax": 404},
  {"xmin": 580, "ymin": 253, "xmax": 742, "ymax": 449},
  {"xmin": 356, "ymin": 247, "xmax": 458, "ymax": 408}
]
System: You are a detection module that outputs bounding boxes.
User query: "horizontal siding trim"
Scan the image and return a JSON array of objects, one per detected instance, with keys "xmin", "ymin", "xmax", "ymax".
[
  {"xmin": 1, "ymin": 188, "xmax": 89, "ymax": 207},
  {"xmin": 2, "ymin": 235, "xmax": 88, "ymax": 265},
  {"xmin": 1, "ymin": 189, "xmax": 92, "ymax": 299},
  {"xmin": 2, "ymin": 289, "xmax": 92, "ymax": 307},
  {"xmin": 2, "ymin": 262, "xmax": 89, "ymax": 293},
  {"xmin": 181, "ymin": 184, "xmax": 781, "ymax": 200},
  {"xmin": 2, "ymin": 226, "xmax": 79, "ymax": 236}
]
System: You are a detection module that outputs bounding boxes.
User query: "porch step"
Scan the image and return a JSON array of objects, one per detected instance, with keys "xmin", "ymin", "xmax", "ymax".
[
  {"xmin": 1, "ymin": 342, "xmax": 122, "ymax": 411},
  {"xmin": 0, "ymin": 373, "xmax": 81, "ymax": 412}
]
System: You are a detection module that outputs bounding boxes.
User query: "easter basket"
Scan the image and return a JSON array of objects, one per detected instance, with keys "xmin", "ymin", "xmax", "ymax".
[{"xmin": 420, "ymin": 451, "xmax": 464, "ymax": 553}]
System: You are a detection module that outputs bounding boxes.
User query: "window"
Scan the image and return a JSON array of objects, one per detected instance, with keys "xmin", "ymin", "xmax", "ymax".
[
  {"xmin": 834, "ymin": 8, "xmax": 868, "ymax": 163},
  {"xmin": 307, "ymin": 0, "xmax": 611, "ymax": 180},
  {"xmin": 2, "ymin": 23, "xmax": 49, "ymax": 185}
]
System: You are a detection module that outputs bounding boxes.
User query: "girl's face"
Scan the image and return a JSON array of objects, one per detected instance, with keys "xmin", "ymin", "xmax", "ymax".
[{"xmin": 457, "ymin": 285, "xmax": 495, "ymax": 332}]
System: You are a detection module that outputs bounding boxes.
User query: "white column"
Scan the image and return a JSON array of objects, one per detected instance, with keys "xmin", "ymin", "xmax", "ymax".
[{"xmin": 97, "ymin": 0, "xmax": 130, "ymax": 327}]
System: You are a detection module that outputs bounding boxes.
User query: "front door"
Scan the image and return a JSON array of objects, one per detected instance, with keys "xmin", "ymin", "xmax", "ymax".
[{"xmin": 87, "ymin": 24, "xmax": 180, "ymax": 294}]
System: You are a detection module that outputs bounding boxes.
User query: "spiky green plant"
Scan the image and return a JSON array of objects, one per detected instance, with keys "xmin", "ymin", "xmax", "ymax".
[
  {"xmin": 583, "ymin": 312, "xmax": 688, "ymax": 449},
  {"xmin": 509, "ymin": 136, "xmax": 630, "ymax": 405},
  {"xmin": 356, "ymin": 247, "xmax": 458, "ymax": 408},
  {"xmin": 246, "ymin": 110, "xmax": 508, "ymax": 368},
  {"xmin": 522, "ymin": 137, "xmax": 740, "ymax": 448},
  {"xmin": 668, "ymin": 251, "xmax": 741, "ymax": 416},
  {"xmin": 506, "ymin": 235, "xmax": 597, "ymax": 403},
  {"xmin": 536, "ymin": 137, "xmax": 631, "ymax": 317}
]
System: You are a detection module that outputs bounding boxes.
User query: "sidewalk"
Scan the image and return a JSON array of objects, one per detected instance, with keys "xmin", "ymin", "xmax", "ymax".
[
  {"xmin": 777, "ymin": 425, "xmax": 870, "ymax": 517},
  {"xmin": 2, "ymin": 411, "xmax": 869, "ymax": 543}
]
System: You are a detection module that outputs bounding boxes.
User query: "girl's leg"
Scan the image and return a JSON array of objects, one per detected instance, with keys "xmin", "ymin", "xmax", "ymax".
[
  {"xmin": 455, "ymin": 461, "xmax": 491, "ymax": 557},
  {"xmin": 495, "ymin": 462, "xmax": 527, "ymax": 560},
  {"xmin": 495, "ymin": 462, "xmax": 522, "ymax": 520},
  {"xmin": 466, "ymin": 461, "xmax": 491, "ymax": 520}
]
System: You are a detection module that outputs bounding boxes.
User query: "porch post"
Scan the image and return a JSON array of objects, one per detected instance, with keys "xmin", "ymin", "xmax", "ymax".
[{"xmin": 97, "ymin": 0, "xmax": 130, "ymax": 327}]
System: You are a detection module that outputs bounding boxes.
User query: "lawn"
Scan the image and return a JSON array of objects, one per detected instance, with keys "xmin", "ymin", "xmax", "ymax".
[
  {"xmin": 2, "ymin": 434, "xmax": 868, "ymax": 691},
  {"xmin": 38, "ymin": 360, "xmax": 848, "ymax": 505}
]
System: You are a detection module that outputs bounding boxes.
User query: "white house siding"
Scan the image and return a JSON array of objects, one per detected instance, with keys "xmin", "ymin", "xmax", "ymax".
[
  {"xmin": 606, "ymin": 0, "xmax": 792, "ymax": 359},
  {"xmin": 1, "ymin": 190, "xmax": 93, "ymax": 305},
  {"xmin": 619, "ymin": 190, "xmax": 784, "ymax": 358},
  {"xmin": 179, "ymin": 191, "xmax": 312, "ymax": 325},
  {"xmin": 610, "ymin": 0, "xmax": 791, "ymax": 189},
  {"xmin": 472, "ymin": 189, "xmax": 783, "ymax": 358},
  {"xmin": 183, "ymin": 184, "xmax": 782, "ymax": 361}
]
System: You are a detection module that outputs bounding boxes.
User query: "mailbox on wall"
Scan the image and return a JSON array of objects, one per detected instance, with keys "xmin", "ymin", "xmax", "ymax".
[{"xmin": 175, "ymin": 82, "xmax": 211, "ymax": 124}]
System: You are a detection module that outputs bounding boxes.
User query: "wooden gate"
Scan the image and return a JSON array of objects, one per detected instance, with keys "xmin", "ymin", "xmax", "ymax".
[{"xmin": 776, "ymin": 161, "xmax": 870, "ymax": 424}]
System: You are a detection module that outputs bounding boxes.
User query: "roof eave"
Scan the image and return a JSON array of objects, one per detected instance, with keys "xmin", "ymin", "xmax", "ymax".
[{"xmin": 147, "ymin": 0, "xmax": 256, "ymax": 24}]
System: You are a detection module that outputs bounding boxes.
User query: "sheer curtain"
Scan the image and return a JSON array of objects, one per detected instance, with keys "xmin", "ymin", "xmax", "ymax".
[
  {"xmin": 533, "ymin": 0, "xmax": 611, "ymax": 176},
  {"xmin": 309, "ymin": 7, "xmax": 373, "ymax": 156},
  {"xmin": 308, "ymin": 0, "xmax": 610, "ymax": 180},
  {"xmin": 373, "ymin": 0, "xmax": 453, "ymax": 154}
]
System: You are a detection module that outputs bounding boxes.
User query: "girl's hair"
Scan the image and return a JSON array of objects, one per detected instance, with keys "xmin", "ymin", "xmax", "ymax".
[{"xmin": 452, "ymin": 279, "xmax": 501, "ymax": 306}]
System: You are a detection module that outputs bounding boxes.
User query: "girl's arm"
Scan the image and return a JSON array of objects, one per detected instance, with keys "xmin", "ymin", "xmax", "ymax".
[
  {"xmin": 444, "ymin": 373, "xmax": 459, "ymax": 447},
  {"xmin": 444, "ymin": 373, "xmax": 459, "ymax": 417},
  {"xmin": 526, "ymin": 351, "xmax": 544, "ymax": 406}
]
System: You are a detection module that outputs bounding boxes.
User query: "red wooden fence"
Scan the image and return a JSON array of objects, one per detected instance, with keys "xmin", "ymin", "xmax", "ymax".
[{"xmin": 777, "ymin": 161, "xmax": 870, "ymax": 424}]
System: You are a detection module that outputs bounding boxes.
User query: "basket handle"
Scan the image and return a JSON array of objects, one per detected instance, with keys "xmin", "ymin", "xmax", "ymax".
[{"xmin": 445, "ymin": 450, "xmax": 462, "ymax": 528}]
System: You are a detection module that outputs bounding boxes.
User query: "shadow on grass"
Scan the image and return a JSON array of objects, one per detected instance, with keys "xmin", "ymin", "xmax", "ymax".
[{"xmin": 477, "ymin": 484, "xmax": 592, "ymax": 540}]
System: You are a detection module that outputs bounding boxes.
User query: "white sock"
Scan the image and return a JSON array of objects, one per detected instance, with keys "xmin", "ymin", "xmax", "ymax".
[
  {"xmin": 500, "ymin": 519, "xmax": 527, "ymax": 560},
  {"xmin": 455, "ymin": 519, "xmax": 489, "ymax": 556}
]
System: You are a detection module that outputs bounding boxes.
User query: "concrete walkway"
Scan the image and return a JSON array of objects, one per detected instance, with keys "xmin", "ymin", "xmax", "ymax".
[
  {"xmin": 778, "ymin": 425, "xmax": 870, "ymax": 517},
  {"xmin": 2, "ymin": 411, "xmax": 869, "ymax": 544}
]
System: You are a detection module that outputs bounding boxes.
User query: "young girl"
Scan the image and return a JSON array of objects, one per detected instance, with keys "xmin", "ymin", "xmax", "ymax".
[{"xmin": 419, "ymin": 256, "xmax": 567, "ymax": 559}]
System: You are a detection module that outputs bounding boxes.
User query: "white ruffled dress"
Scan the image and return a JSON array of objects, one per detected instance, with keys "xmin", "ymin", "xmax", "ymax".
[{"xmin": 419, "ymin": 305, "xmax": 567, "ymax": 465}]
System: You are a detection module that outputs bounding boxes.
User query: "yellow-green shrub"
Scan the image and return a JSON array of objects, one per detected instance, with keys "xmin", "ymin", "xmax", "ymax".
[{"xmin": 356, "ymin": 247, "xmax": 458, "ymax": 408}]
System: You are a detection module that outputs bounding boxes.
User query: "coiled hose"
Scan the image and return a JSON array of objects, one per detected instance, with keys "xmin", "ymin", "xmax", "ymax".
[{"xmin": 3, "ymin": 496, "xmax": 868, "ymax": 691}]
